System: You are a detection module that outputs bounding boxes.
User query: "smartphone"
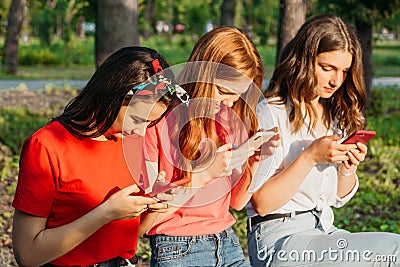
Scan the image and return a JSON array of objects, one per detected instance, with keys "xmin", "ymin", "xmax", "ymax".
[
  {"xmin": 341, "ymin": 130, "xmax": 376, "ymax": 144},
  {"xmin": 235, "ymin": 131, "xmax": 276, "ymax": 150},
  {"xmin": 148, "ymin": 177, "xmax": 191, "ymax": 197}
]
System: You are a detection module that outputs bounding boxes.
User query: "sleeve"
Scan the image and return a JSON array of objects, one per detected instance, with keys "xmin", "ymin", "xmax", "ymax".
[
  {"xmin": 248, "ymin": 100, "xmax": 284, "ymax": 193},
  {"xmin": 333, "ymin": 174, "xmax": 359, "ymax": 208},
  {"xmin": 12, "ymin": 136, "xmax": 58, "ymax": 217}
]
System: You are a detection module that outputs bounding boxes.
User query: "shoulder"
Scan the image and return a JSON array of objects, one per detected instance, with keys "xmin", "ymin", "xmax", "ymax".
[
  {"xmin": 31, "ymin": 121, "xmax": 69, "ymax": 139},
  {"xmin": 24, "ymin": 121, "xmax": 73, "ymax": 150},
  {"xmin": 257, "ymin": 97, "xmax": 287, "ymax": 115}
]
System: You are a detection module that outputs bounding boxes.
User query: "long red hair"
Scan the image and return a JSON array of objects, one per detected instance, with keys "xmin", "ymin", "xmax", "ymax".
[{"xmin": 175, "ymin": 27, "xmax": 264, "ymax": 179}]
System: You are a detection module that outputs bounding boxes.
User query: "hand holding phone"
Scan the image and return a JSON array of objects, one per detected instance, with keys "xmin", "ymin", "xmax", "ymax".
[
  {"xmin": 341, "ymin": 130, "xmax": 376, "ymax": 144},
  {"xmin": 148, "ymin": 177, "xmax": 191, "ymax": 197},
  {"xmin": 235, "ymin": 129, "xmax": 278, "ymax": 151}
]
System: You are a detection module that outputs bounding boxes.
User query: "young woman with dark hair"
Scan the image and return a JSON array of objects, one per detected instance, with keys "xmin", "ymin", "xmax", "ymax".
[{"xmin": 12, "ymin": 46, "xmax": 187, "ymax": 267}]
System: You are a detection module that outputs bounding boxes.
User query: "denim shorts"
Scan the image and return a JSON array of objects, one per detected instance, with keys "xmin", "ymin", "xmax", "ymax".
[{"xmin": 149, "ymin": 227, "xmax": 250, "ymax": 267}]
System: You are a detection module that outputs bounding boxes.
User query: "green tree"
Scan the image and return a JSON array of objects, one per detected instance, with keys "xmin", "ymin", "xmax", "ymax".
[
  {"xmin": 28, "ymin": 0, "xmax": 89, "ymax": 47},
  {"xmin": 0, "ymin": 0, "xmax": 12, "ymax": 35},
  {"xmin": 139, "ymin": 0, "xmax": 155, "ymax": 39},
  {"xmin": 384, "ymin": 9, "xmax": 400, "ymax": 39},
  {"xmin": 29, "ymin": 1, "xmax": 54, "ymax": 46},
  {"xmin": 185, "ymin": 3, "xmax": 210, "ymax": 36},
  {"xmin": 55, "ymin": 0, "xmax": 88, "ymax": 43},
  {"xmin": 318, "ymin": 0, "xmax": 400, "ymax": 107},
  {"xmin": 250, "ymin": 0, "xmax": 279, "ymax": 46}
]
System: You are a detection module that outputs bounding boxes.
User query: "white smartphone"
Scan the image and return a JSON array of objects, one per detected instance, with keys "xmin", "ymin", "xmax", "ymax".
[{"xmin": 235, "ymin": 131, "xmax": 276, "ymax": 150}]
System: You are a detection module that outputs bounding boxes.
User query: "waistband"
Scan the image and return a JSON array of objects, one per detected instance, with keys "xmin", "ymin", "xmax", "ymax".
[
  {"xmin": 248, "ymin": 208, "xmax": 317, "ymax": 230},
  {"xmin": 41, "ymin": 255, "xmax": 138, "ymax": 267},
  {"xmin": 149, "ymin": 227, "xmax": 234, "ymax": 243}
]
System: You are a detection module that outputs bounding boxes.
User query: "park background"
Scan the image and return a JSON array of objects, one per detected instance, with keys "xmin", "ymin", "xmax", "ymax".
[{"xmin": 0, "ymin": 0, "xmax": 399, "ymax": 266}]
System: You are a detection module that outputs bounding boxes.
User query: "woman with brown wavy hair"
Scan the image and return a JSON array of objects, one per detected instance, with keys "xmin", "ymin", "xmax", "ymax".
[
  {"xmin": 247, "ymin": 14, "xmax": 400, "ymax": 267},
  {"xmin": 143, "ymin": 26, "xmax": 279, "ymax": 266}
]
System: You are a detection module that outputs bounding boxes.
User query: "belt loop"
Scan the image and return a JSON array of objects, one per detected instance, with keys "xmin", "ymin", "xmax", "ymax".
[
  {"xmin": 247, "ymin": 218, "xmax": 252, "ymax": 232},
  {"xmin": 289, "ymin": 211, "xmax": 296, "ymax": 218},
  {"xmin": 124, "ymin": 258, "xmax": 136, "ymax": 267}
]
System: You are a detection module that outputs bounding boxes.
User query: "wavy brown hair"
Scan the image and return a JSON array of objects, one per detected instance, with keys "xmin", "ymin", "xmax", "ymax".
[
  {"xmin": 266, "ymin": 14, "xmax": 366, "ymax": 135},
  {"xmin": 176, "ymin": 26, "xmax": 264, "ymax": 178}
]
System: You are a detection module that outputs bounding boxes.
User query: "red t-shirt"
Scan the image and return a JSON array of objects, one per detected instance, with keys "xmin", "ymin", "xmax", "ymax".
[
  {"xmin": 144, "ymin": 106, "xmax": 248, "ymax": 236},
  {"xmin": 12, "ymin": 121, "xmax": 146, "ymax": 266}
]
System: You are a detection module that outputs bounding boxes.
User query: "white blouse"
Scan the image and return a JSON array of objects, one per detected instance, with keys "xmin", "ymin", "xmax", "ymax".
[{"xmin": 246, "ymin": 98, "xmax": 359, "ymax": 231}]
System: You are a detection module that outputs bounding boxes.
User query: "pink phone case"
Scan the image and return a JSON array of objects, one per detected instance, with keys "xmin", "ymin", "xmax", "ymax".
[{"xmin": 341, "ymin": 130, "xmax": 376, "ymax": 144}]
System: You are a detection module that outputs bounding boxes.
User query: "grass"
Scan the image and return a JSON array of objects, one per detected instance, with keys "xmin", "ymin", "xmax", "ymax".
[
  {"xmin": 2, "ymin": 35, "xmax": 398, "ymax": 80},
  {"xmin": 373, "ymin": 40, "xmax": 400, "ymax": 77},
  {"xmin": 0, "ymin": 65, "xmax": 95, "ymax": 80}
]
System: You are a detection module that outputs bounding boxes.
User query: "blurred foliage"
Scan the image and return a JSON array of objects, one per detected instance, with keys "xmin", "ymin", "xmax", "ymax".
[
  {"xmin": 19, "ymin": 48, "xmax": 60, "ymax": 65},
  {"xmin": 367, "ymin": 86, "xmax": 400, "ymax": 116},
  {"xmin": 16, "ymin": 36, "xmax": 94, "ymax": 66},
  {"xmin": 1, "ymin": 0, "xmax": 399, "ymax": 57},
  {"xmin": 0, "ymin": 108, "xmax": 51, "ymax": 154},
  {"xmin": 372, "ymin": 40, "xmax": 400, "ymax": 77},
  {"xmin": 1, "ymin": 37, "xmax": 399, "ymax": 81},
  {"xmin": 317, "ymin": 0, "xmax": 400, "ymax": 26}
]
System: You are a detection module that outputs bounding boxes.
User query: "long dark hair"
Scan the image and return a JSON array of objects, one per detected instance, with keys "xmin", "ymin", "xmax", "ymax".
[
  {"xmin": 266, "ymin": 14, "xmax": 366, "ymax": 135},
  {"xmin": 55, "ymin": 46, "xmax": 176, "ymax": 138}
]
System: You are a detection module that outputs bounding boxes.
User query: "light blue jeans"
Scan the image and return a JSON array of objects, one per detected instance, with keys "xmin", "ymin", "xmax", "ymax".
[
  {"xmin": 149, "ymin": 227, "xmax": 250, "ymax": 267},
  {"xmin": 247, "ymin": 211, "xmax": 400, "ymax": 267}
]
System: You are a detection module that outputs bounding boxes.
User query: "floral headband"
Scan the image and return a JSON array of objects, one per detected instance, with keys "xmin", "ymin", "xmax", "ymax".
[{"xmin": 127, "ymin": 59, "xmax": 189, "ymax": 105}]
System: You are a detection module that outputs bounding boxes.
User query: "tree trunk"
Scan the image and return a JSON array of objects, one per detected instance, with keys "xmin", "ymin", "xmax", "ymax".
[
  {"xmin": 2, "ymin": 0, "xmax": 23, "ymax": 75},
  {"xmin": 95, "ymin": 0, "xmax": 139, "ymax": 67},
  {"xmin": 76, "ymin": 15, "xmax": 86, "ymax": 39},
  {"xmin": 355, "ymin": 19, "xmax": 373, "ymax": 109},
  {"xmin": 143, "ymin": 0, "xmax": 155, "ymax": 39},
  {"xmin": 220, "ymin": 0, "xmax": 236, "ymax": 26},
  {"xmin": 276, "ymin": 0, "xmax": 307, "ymax": 65},
  {"xmin": 21, "ymin": 0, "xmax": 29, "ymax": 43},
  {"xmin": 242, "ymin": 0, "xmax": 253, "ymax": 37}
]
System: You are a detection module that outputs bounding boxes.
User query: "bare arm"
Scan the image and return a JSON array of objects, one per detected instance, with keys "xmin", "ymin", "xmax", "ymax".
[
  {"xmin": 251, "ymin": 135, "xmax": 355, "ymax": 216},
  {"xmin": 336, "ymin": 142, "xmax": 367, "ymax": 198},
  {"xmin": 12, "ymin": 184, "xmax": 158, "ymax": 267},
  {"xmin": 230, "ymin": 167, "xmax": 253, "ymax": 210},
  {"xmin": 230, "ymin": 134, "xmax": 281, "ymax": 210}
]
